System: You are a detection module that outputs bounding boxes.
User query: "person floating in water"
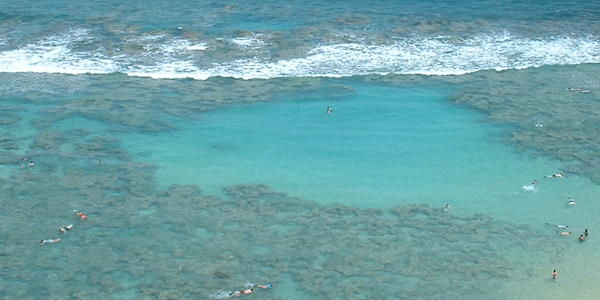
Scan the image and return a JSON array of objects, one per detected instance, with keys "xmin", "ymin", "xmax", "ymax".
[
  {"xmin": 522, "ymin": 180, "xmax": 537, "ymax": 191},
  {"xmin": 74, "ymin": 210, "xmax": 88, "ymax": 220},
  {"xmin": 327, "ymin": 106, "xmax": 332, "ymax": 114},
  {"xmin": 255, "ymin": 284, "xmax": 273, "ymax": 289},
  {"xmin": 544, "ymin": 173, "xmax": 563, "ymax": 178},
  {"xmin": 217, "ymin": 282, "xmax": 273, "ymax": 298},
  {"xmin": 557, "ymin": 231, "xmax": 572, "ymax": 236},
  {"xmin": 228, "ymin": 288, "xmax": 253, "ymax": 297},
  {"xmin": 552, "ymin": 270, "xmax": 557, "ymax": 279},
  {"xmin": 545, "ymin": 223, "xmax": 568, "ymax": 229},
  {"xmin": 40, "ymin": 238, "xmax": 61, "ymax": 245},
  {"xmin": 60, "ymin": 224, "xmax": 73, "ymax": 233},
  {"xmin": 245, "ymin": 282, "xmax": 274, "ymax": 290},
  {"xmin": 567, "ymin": 87, "xmax": 593, "ymax": 93}
]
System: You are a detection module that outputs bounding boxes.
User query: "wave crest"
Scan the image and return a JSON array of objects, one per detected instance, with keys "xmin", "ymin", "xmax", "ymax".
[{"xmin": 1, "ymin": 30, "xmax": 599, "ymax": 80}]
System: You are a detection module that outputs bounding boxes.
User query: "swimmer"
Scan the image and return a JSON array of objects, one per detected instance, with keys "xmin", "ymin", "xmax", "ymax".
[
  {"xmin": 245, "ymin": 282, "xmax": 274, "ymax": 289},
  {"xmin": 557, "ymin": 231, "xmax": 572, "ymax": 236},
  {"xmin": 327, "ymin": 106, "xmax": 332, "ymax": 114},
  {"xmin": 552, "ymin": 270, "xmax": 557, "ymax": 279},
  {"xmin": 255, "ymin": 284, "xmax": 273, "ymax": 289},
  {"xmin": 545, "ymin": 223, "xmax": 568, "ymax": 229},
  {"xmin": 544, "ymin": 173, "xmax": 563, "ymax": 178},
  {"xmin": 522, "ymin": 180, "xmax": 538, "ymax": 191},
  {"xmin": 579, "ymin": 234, "xmax": 586, "ymax": 242},
  {"xmin": 29, "ymin": 161, "xmax": 34, "ymax": 167},
  {"xmin": 567, "ymin": 87, "xmax": 584, "ymax": 91},
  {"xmin": 578, "ymin": 89, "xmax": 593, "ymax": 94},
  {"xmin": 444, "ymin": 204, "xmax": 450, "ymax": 211},
  {"xmin": 584, "ymin": 229, "xmax": 588, "ymax": 236},
  {"xmin": 59, "ymin": 224, "xmax": 73, "ymax": 233},
  {"xmin": 40, "ymin": 238, "xmax": 61, "ymax": 245},
  {"xmin": 74, "ymin": 210, "xmax": 88, "ymax": 220},
  {"xmin": 568, "ymin": 198, "xmax": 577, "ymax": 206},
  {"xmin": 229, "ymin": 288, "xmax": 253, "ymax": 297}
]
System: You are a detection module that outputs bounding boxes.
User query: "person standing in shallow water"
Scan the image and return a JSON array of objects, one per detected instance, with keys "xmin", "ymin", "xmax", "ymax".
[{"xmin": 552, "ymin": 270, "xmax": 557, "ymax": 279}]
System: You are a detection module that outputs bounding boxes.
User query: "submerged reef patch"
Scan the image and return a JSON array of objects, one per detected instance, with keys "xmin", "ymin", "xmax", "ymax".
[
  {"xmin": 446, "ymin": 64, "xmax": 600, "ymax": 183},
  {"xmin": 0, "ymin": 141, "xmax": 567, "ymax": 300},
  {"xmin": 0, "ymin": 69, "xmax": 585, "ymax": 299}
]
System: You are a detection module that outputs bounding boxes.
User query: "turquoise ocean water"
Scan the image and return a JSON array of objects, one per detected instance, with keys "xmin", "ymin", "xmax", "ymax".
[{"xmin": 1, "ymin": 1, "xmax": 600, "ymax": 299}]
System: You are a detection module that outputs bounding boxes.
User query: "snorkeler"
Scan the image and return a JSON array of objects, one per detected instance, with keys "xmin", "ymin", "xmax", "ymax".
[
  {"xmin": 544, "ymin": 173, "xmax": 563, "ymax": 178},
  {"xmin": 545, "ymin": 223, "xmax": 568, "ymax": 229},
  {"xmin": 327, "ymin": 106, "xmax": 332, "ymax": 114},
  {"xmin": 59, "ymin": 224, "xmax": 73, "ymax": 233},
  {"xmin": 218, "ymin": 282, "xmax": 273, "ymax": 298},
  {"xmin": 40, "ymin": 238, "xmax": 61, "ymax": 245},
  {"xmin": 567, "ymin": 87, "xmax": 593, "ymax": 93},
  {"xmin": 74, "ymin": 210, "xmax": 88, "ymax": 220},
  {"xmin": 522, "ymin": 180, "xmax": 537, "ymax": 191},
  {"xmin": 255, "ymin": 284, "xmax": 273, "ymax": 289},
  {"xmin": 245, "ymin": 282, "xmax": 274, "ymax": 289},
  {"xmin": 228, "ymin": 288, "xmax": 253, "ymax": 297}
]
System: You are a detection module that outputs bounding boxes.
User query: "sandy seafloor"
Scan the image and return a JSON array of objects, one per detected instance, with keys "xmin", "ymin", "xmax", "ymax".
[{"xmin": 1, "ymin": 62, "xmax": 600, "ymax": 299}]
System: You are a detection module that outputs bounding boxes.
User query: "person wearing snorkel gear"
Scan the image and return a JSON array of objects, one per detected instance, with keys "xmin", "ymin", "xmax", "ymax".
[
  {"xmin": 74, "ymin": 210, "xmax": 88, "ymax": 220},
  {"xmin": 40, "ymin": 238, "xmax": 61, "ymax": 245}
]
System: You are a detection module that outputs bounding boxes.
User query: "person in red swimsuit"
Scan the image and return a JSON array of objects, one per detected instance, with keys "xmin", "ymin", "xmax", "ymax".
[
  {"xmin": 229, "ymin": 288, "xmax": 253, "ymax": 297},
  {"xmin": 74, "ymin": 210, "xmax": 88, "ymax": 220}
]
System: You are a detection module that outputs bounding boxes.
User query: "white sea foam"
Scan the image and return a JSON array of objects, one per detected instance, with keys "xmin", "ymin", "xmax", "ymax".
[
  {"xmin": 185, "ymin": 44, "xmax": 208, "ymax": 51},
  {"xmin": 193, "ymin": 34, "xmax": 600, "ymax": 79},
  {"xmin": 230, "ymin": 35, "xmax": 266, "ymax": 49},
  {"xmin": 0, "ymin": 28, "xmax": 119, "ymax": 74},
  {"xmin": 0, "ymin": 30, "xmax": 599, "ymax": 80}
]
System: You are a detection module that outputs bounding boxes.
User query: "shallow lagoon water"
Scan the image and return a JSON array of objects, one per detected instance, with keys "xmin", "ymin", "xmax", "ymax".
[
  {"xmin": 0, "ymin": 73, "xmax": 596, "ymax": 300},
  {"xmin": 117, "ymin": 79, "xmax": 578, "ymax": 222}
]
